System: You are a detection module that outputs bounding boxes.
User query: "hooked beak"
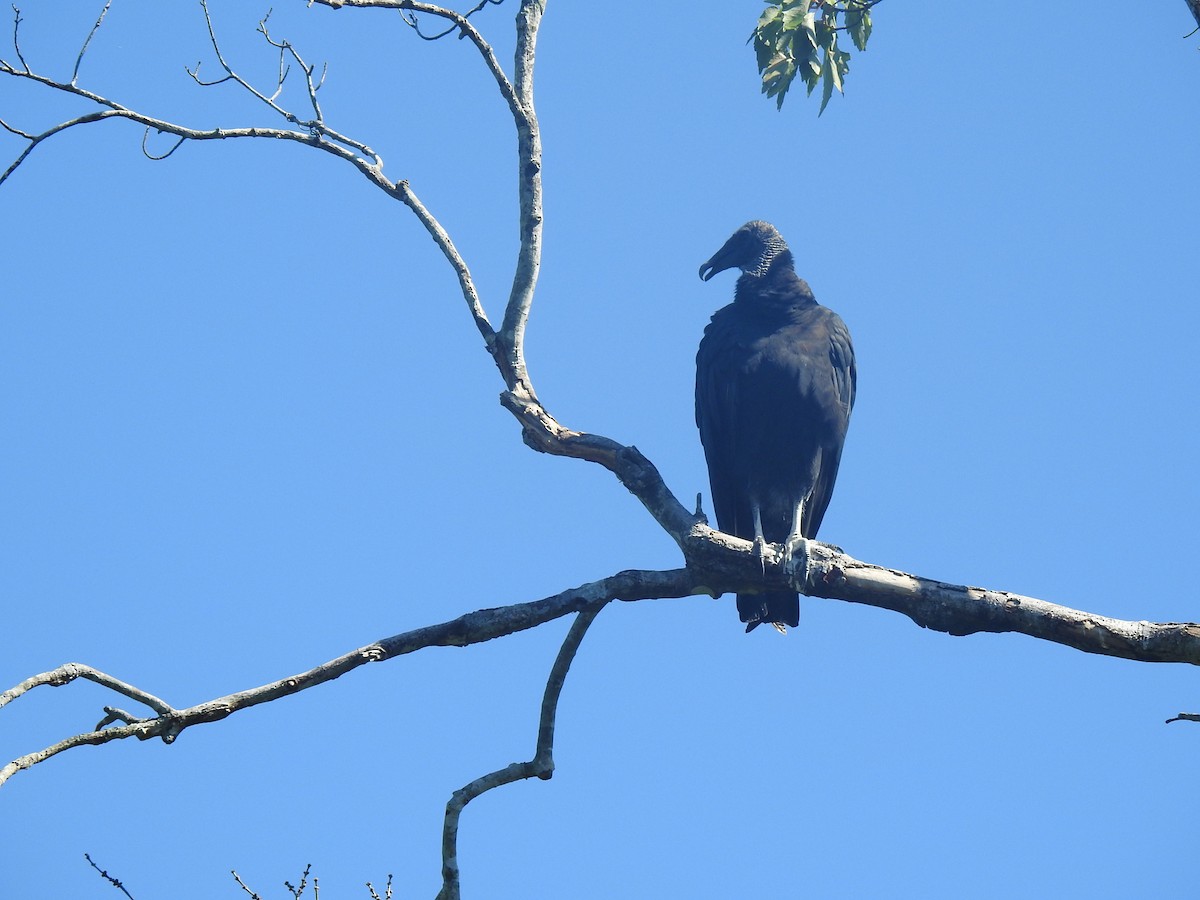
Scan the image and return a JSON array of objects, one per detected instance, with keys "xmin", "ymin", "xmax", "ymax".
[{"xmin": 698, "ymin": 235, "xmax": 743, "ymax": 282}]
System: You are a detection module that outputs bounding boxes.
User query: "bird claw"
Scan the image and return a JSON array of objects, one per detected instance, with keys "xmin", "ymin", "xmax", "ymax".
[
  {"xmin": 782, "ymin": 536, "xmax": 811, "ymax": 589},
  {"xmin": 751, "ymin": 535, "xmax": 767, "ymax": 579}
]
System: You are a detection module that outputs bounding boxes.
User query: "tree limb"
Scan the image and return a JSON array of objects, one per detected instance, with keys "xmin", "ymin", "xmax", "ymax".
[
  {"xmin": 0, "ymin": 568, "xmax": 693, "ymax": 788},
  {"xmin": 6, "ymin": 545, "xmax": 1198, "ymax": 788},
  {"xmin": 437, "ymin": 602, "xmax": 604, "ymax": 900}
]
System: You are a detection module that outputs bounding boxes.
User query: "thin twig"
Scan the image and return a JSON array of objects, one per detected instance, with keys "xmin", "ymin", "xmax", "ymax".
[
  {"xmin": 0, "ymin": 115, "xmax": 34, "ymax": 139},
  {"xmin": 366, "ymin": 875, "xmax": 394, "ymax": 900},
  {"xmin": 84, "ymin": 853, "xmax": 136, "ymax": 900},
  {"xmin": 231, "ymin": 871, "xmax": 264, "ymax": 900},
  {"xmin": 140, "ymin": 127, "xmax": 187, "ymax": 160},
  {"xmin": 190, "ymin": 0, "xmax": 314, "ymax": 128},
  {"xmin": 284, "ymin": 864, "xmax": 312, "ymax": 898},
  {"xmin": 9, "ymin": 4, "xmax": 30, "ymax": 73},
  {"xmin": 401, "ymin": 0, "xmax": 503, "ymax": 41},
  {"xmin": 258, "ymin": 13, "xmax": 327, "ymax": 121},
  {"xmin": 71, "ymin": 0, "xmax": 112, "ymax": 85}
]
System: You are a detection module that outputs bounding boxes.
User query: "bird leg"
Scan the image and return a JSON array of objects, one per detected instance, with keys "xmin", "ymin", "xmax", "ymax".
[
  {"xmin": 751, "ymin": 502, "xmax": 768, "ymax": 579},
  {"xmin": 782, "ymin": 498, "xmax": 811, "ymax": 590}
]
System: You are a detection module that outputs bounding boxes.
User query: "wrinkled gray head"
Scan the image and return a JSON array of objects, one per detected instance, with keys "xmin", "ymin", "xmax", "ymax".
[{"xmin": 698, "ymin": 221, "xmax": 789, "ymax": 282}]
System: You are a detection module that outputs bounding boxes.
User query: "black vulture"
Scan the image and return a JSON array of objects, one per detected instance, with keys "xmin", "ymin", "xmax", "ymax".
[{"xmin": 695, "ymin": 221, "xmax": 856, "ymax": 632}]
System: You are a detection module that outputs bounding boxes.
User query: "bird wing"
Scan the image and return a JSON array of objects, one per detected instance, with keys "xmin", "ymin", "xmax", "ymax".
[
  {"xmin": 695, "ymin": 306, "xmax": 748, "ymax": 536},
  {"xmin": 801, "ymin": 312, "xmax": 856, "ymax": 538}
]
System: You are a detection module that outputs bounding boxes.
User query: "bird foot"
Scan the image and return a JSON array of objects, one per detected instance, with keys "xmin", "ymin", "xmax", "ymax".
[
  {"xmin": 751, "ymin": 535, "xmax": 768, "ymax": 579},
  {"xmin": 782, "ymin": 536, "xmax": 812, "ymax": 589}
]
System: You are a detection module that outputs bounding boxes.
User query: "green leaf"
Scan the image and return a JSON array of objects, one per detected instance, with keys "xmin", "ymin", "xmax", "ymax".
[
  {"xmin": 815, "ymin": 11, "xmax": 837, "ymax": 50},
  {"xmin": 845, "ymin": 6, "xmax": 873, "ymax": 52},
  {"xmin": 817, "ymin": 42, "xmax": 849, "ymax": 116},
  {"xmin": 753, "ymin": 0, "xmax": 868, "ymax": 112}
]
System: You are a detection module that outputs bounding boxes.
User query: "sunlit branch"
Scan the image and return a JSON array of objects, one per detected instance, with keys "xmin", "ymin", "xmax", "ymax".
[
  {"xmin": 496, "ymin": 0, "xmax": 543, "ymax": 397},
  {"xmin": 307, "ymin": 0, "xmax": 539, "ymax": 392},
  {"xmin": 188, "ymin": 0, "xmax": 327, "ymax": 129},
  {"xmin": 258, "ymin": 13, "xmax": 329, "ymax": 120},
  {"xmin": 402, "ymin": 0, "xmax": 503, "ymax": 41},
  {"xmin": 392, "ymin": 179, "xmax": 497, "ymax": 355},
  {"xmin": 0, "ymin": 662, "xmax": 174, "ymax": 714},
  {"xmin": 9, "ymin": 3, "xmax": 30, "ymax": 73},
  {"xmin": 70, "ymin": 0, "xmax": 111, "ymax": 85}
]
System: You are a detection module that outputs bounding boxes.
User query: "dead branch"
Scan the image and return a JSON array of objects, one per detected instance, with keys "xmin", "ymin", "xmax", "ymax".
[
  {"xmin": 84, "ymin": 852, "xmax": 135, "ymax": 900},
  {"xmin": 437, "ymin": 602, "xmax": 603, "ymax": 900},
  {"xmin": 365, "ymin": 874, "xmax": 394, "ymax": 900},
  {"xmin": 307, "ymin": 0, "xmax": 542, "ymax": 395},
  {"xmin": 71, "ymin": 0, "xmax": 112, "ymax": 86},
  {"xmin": 0, "ymin": 568, "xmax": 693, "ymax": 788},
  {"xmin": 6, "ymin": 547, "xmax": 1198, "ymax": 789},
  {"xmin": 187, "ymin": 1, "xmax": 328, "ymax": 130}
]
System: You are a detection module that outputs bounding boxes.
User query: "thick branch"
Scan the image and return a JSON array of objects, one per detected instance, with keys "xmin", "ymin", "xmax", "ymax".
[
  {"xmin": 8, "ymin": 537, "xmax": 1199, "ymax": 789},
  {"xmin": 500, "ymin": 388, "xmax": 698, "ymax": 546},
  {"xmin": 683, "ymin": 528, "xmax": 1200, "ymax": 664},
  {"xmin": 496, "ymin": 0, "xmax": 544, "ymax": 396},
  {"xmin": 310, "ymin": 0, "xmax": 543, "ymax": 393}
]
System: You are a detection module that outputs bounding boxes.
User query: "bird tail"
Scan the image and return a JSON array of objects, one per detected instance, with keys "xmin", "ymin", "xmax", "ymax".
[{"xmin": 737, "ymin": 592, "xmax": 799, "ymax": 633}]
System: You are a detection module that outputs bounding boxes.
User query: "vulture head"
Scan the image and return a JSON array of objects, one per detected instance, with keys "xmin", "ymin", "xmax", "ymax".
[{"xmin": 698, "ymin": 220, "xmax": 789, "ymax": 282}]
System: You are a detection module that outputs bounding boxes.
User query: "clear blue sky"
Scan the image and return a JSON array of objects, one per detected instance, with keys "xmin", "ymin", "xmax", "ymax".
[{"xmin": 3, "ymin": 1, "xmax": 1199, "ymax": 896}]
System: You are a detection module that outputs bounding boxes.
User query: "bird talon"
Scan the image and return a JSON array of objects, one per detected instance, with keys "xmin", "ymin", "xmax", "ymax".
[
  {"xmin": 783, "ymin": 536, "xmax": 812, "ymax": 588},
  {"xmin": 751, "ymin": 535, "xmax": 767, "ymax": 579}
]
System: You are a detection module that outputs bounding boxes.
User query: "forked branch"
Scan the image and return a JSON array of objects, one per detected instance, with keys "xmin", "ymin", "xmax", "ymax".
[
  {"xmin": 0, "ymin": 568, "xmax": 693, "ymax": 788},
  {"xmin": 437, "ymin": 602, "xmax": 604, "ymax": 900}
]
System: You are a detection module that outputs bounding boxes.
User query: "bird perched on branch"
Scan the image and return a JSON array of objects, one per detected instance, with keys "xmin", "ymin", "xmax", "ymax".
[{"xmin": 696, "ymin": 221, "xmax": 856, "ymax": 632}]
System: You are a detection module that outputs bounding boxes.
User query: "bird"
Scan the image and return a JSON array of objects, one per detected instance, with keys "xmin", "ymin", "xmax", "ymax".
[{"xmin": 695, "ymin": 221, "xmax": 856, "ymax": 632}]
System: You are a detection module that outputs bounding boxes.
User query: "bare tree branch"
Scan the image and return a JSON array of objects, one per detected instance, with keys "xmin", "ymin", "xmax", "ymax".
[
  {"xmin": 5, "ymin": 543, "xmax": 1198, "ymax": 790},
  {"xmin": 437, "ymin": 602, "xmax": 604, "ymax": 900},
  {"xmin": 0, "ymin": 661, "xmax": 174, "ymax": 714},
  {"xmin": 231, "ymin": 869, "xmax": 265, "ymax": 899},
  {"xmin": 187, "ymin": 1, "xmax": 328, "ymax": 129},
  {"xmin": 400, "ymin": 0, "xmax": 502, "ymax": 41},
  {"xmin": 9, "ymin": 3, "xmax": 30, "ymax": 73},
  {"xmin": 71, "ymin": 0, "xmax": 111, "ymax": 86},
  {"xmin": 84, "ymin": 852, "xmax": 136, "ymax": 900},
  {"xmin": 0, "ymin": 568, "xmax": 693, "ymax": 788},
  {"xmin": 307, "ymin": 0, "xmax": 541, "ymax": 393},
  {"xmin": 365, "ymin": 874, "xmax": 394, "ymax": 900}
]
